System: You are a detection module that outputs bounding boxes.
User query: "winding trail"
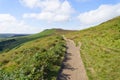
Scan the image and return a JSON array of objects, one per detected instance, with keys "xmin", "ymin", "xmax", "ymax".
[{"xmin": 57, "ymin": 37, "xmax": 88, "ymax": 80}]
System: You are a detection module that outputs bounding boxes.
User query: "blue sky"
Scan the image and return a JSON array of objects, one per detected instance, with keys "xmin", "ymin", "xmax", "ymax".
[{"xmin": 0, "ymin": 0, "xmax": 120, "ymax": 33}]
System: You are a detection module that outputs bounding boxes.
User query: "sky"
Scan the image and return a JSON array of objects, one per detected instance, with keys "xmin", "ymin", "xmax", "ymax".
[{"xmin": 0, "ymin": 0, "xmax": 120, "ymax": 33}]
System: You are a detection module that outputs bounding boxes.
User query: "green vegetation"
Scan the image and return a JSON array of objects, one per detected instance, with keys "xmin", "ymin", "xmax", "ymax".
[
  {"xmin": 65, "ymin": 16, "xmax": 120, "ymax": 80},
  {"xmin": 0, "ymin": 29, "xmax": 55, "ymax": 53},
  {"xmin": 0, "ymin": 32, "xmax": 66, "ymax": 79},
  {"xmin": 0, "ymin": 16, "xmax": 120, "ymax": 80}
]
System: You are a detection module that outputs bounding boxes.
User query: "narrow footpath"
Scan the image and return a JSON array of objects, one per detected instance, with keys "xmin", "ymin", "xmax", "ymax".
[{"xmin": 57, "ymin": 37, "xmax": 88, "ymax": 80}]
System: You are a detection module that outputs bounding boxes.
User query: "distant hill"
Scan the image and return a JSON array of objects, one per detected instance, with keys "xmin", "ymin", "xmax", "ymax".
[
  {"xmin": 0, "ymin": 34, "xmax": 29, "ymax": 38},
  {"xmin": 0, "ymin": 29, "xmax": 56, "ymax": 52}
]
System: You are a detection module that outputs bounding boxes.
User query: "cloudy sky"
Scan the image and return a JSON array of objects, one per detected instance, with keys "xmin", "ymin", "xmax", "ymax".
[{"xmin": 0, "ymin": 0, "xmax": 120, "ymax": 33}]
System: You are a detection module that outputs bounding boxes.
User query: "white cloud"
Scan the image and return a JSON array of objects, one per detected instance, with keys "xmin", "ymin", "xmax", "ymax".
[
  {"xmin": 20, "ymin": 0, "xmax": 74, "ymax": 22},
  {"xmin": 19, "ymin": 0, "xmax": 39, "ymax": 8},
  {"xmin": 0, "ymin": 14, "xmax": 16, "ymax": 22},
  {"xmin": 0, "ymin": 14, "xmax": 42, "ymax": 33},
  {"xmin": 78, "ymin": 3, "xmax": 120, "ymax": 27},
  {"xmin": 75, "ymin": 0, "xmax": 91, "ymax": 2}
]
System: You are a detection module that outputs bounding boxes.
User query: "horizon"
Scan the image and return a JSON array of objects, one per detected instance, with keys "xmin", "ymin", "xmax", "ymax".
[{"xmin": 0, "ymin": 0, "xmax": 120, "ymax": 34}]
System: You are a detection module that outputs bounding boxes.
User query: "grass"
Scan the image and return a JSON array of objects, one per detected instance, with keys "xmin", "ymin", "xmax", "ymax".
[
  {"xmin": 0, "ymin": 16, "xmax": 120, "ymax": 80},
  {"xmin": 0, "ymin": 34, "xmax": 66, "ymax": 80},
  {"xmin": 65, "ymin": 16, "xmax": 120, "ymax": 80},
  {"xmin": 0, "ymin": 29, "xmax": 68, "ymax": 79},
  {"xmin": 0, "ymin": 29, "xmax": 55, "ymax": 53}
]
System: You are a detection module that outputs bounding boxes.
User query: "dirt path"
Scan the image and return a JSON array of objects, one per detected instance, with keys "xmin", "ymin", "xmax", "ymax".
[{"xmin": 57, "ymin": 37, "xmax": 88, "ymax": 80}]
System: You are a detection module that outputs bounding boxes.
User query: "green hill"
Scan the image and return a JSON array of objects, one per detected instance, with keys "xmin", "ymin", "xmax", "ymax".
[
  {"xmin": 0, "ymin": 29, "xmax": 55, "ymax": 53},
  {"xmin": 0, "ymin": 29, "xmax": 67, "ymax": 80},
  {"xmin": 0, "ymin": 16, "xmax": 120, "ymax": 80},
  {"xmin": 65, "ymin": 16, "xmax": 120, "ymax": 80}
]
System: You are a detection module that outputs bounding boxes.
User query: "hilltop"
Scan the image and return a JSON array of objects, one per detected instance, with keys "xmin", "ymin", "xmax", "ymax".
[{"xmin": 0, "ymin": 29, "xmax": 71, "ymax": 53}]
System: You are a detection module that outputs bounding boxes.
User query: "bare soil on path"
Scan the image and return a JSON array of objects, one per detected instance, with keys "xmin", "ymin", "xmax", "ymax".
[{"xmin": 57, "ymin": 37, "xmax": 88, "ymax": 80}]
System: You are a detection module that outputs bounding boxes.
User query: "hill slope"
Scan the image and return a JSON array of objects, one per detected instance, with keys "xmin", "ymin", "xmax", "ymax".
[
  {"xmin": 0, "ymin": 29, "xmax": 68, "ymax": 80},
  {"xmin": 65, "ymin": 16, "xmax": 120, "ymax": 80},
  {"xmin": 0, "ymin": 29, "xmax": 55, "ymax": 53},
  {"xmin": 0, "ymin": 16, "xmax": 120, "ymax": 80}
]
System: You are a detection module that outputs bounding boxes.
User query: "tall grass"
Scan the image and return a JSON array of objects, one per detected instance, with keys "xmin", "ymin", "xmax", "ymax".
[
  {"xmin": 0, "ymin": 34, "xmax": 66, "ymax": 79},
  {"xmin": 65, "ymin": 16, "xmax": 120, "ymax": 80}
]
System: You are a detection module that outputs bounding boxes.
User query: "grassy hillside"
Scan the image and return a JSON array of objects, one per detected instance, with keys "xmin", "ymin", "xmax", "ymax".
[
  {"xmin": 65, "ymin": 16, "xmax": 120, "ymax": 80},
  {"xmin": 0, "ymin": 29, "xmax": 66, "ymax": 80},
  {"xmin": 0, "ymin": 29, "xmax": 55, "ymax": 53},
  {"xmin": 0, "ymin": 16, "xmax": 120, "ymax": 80}
]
